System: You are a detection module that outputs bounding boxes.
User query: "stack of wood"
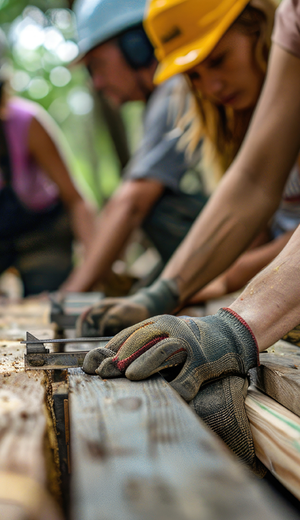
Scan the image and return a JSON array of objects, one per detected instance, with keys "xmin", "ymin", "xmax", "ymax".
[{"xmin": 0, "ymin": 295, "xmax": 299, "ymax": 520}]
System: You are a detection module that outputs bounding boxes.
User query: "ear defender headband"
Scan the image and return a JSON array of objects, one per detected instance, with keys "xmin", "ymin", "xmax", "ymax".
[{"xmin": 118, "ymin": 25, "xmax": 154, "ymax": 69}]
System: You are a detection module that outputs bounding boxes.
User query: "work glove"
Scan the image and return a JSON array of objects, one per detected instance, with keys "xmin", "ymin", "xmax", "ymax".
[
  {"xmin": 76, "ymin": 279, "xmax": 179, "ymax": 337},
  {"xmin": 83, "ymin": 307, "xmax": 259, "ymax": 402},
  {"xmin": 190, "ymin": 375, "xmax": 266, "ymax": 476}
]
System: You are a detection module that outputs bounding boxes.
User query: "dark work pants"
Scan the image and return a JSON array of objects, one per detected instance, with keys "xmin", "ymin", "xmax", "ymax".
[{"xmin": 0, "ymin": 207, "xmax": 73, "ymax": 296}]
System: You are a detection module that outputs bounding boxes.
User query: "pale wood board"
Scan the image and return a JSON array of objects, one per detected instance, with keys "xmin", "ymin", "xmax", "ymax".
[
  {"xmin": 68, "ymin": 371, "xmax": 296, "ymax": 520},
  {"xmin": 0, "ymin": 370, "xmax": 49, "ymax": 481},
  {"xmin": 250, "ymin": 340, "xmax": 300, "ymax": 418},
  {"xmin": 0, "ymin": 299, "xmax": 53, "ymax": 340},
  {"xmin": 0, "ymin": 329, "xmax": 63, "ymax": 520},
  {"xmin": 246, "ymin": 386, "xmax": 300, "ymax": 500},
  {"xmin": 0, "ymin": 326, "xmax": 56, "ymax": 376}
]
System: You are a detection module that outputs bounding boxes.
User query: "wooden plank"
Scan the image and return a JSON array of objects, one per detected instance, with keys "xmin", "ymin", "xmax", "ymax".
[
  {"xmin": 267, "ymin": 339, "xmax": 300, "ymax": 360},
  {"xmin": 0, "ymin": 322, "xmax": 57, "ymax": 343},
  {"xmin": 0, "ymin": 298, "xmax": 51, "ymax": 322},
  {"xmin": 246, "ymin": 386, "xmax": 300, "ymax": 501},
  {"xmin": 283, "ymin": 324, "xmax": 300, "ymax": 347},
  {"xmin": 68, "ymin": 371, "xmax": 296, "ymax": 520},
  {"xmin": 250, "ymin": 340, "xmax": 300, "ymax": 417},
  {"xmin": 0, "ymin": 334, "xmax": 54, "ymax": 376},
  {"xmin": 0, "ymin": 470, "xmax": 64, "ymax": 520},
  {"xmin": 0, "ymin": 335, "xmax": 63, "ymax": 520},
  {"xmin": 52, "ymin": 378, "xmax": 70, "ymax": 516}
]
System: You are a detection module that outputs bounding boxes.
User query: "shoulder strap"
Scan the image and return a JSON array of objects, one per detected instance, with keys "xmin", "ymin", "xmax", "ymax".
[{"xmin": 0, "ymin": 117, "xmax": 12, "ymax": 185}]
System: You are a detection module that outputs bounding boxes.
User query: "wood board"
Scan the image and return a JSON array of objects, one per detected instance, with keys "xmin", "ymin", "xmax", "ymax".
[
  {"xmin": 246, "ymin": 386, "xmax": 300, "ymax": 501},
  {"xmin": 68, "ymin": 370, "xmax": 297, "ymax": 520},
  {"xmin": 250, "ymin": 340, "xmax": 300, "ymax": 417},
  {"xmin": 0, "ymin": 329, "xmax": 63, "ymax": 520},
  {"xmin": 0, "ymin": 298, "xmax": 53, "ymax": 340}
]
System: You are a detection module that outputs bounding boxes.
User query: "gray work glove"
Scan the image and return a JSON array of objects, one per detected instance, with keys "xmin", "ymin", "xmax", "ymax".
[
  {"xmin": 83, "ymin": 308, "xmax": 259, "ymax": 402},
  {"xmin": 76, "ymin": 279, "xmax": 179, "ymax": 337},
  {"xmin": 190, "ymin": 375, "xmax": 266, "ymax": 476}
]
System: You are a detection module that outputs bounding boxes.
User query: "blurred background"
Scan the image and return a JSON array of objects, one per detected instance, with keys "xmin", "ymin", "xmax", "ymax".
[
  {"xmin": 0, "ymin": 0, "xmax": 144, "ymax": 208},
  {"xmin": 0, "ymin": 0, "xmax": 148, "ymax": 296}
]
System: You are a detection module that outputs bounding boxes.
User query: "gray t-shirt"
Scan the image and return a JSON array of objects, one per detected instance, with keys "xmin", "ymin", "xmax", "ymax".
[
  {"xmin": 124, "ymin": 76, "xmax": 207, "ymax": 264},
  {"xmin": 272, "ymin": 0, "xmax": 300, "ymax": 59},
  {"xmin": 124, "ymin": 75, "xmax": 202, "ymax": 193}
]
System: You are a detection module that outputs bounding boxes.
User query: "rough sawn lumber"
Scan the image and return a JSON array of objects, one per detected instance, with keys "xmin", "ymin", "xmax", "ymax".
[
  {"xmin": 0, "ymin": 334, "xmax": 63, "ymax": 520},
  {"xmin": 246, "ymin": 386, "xmax": 300, "ymax": 500},
  {"xmin": 68, "ymin": 370, "xmax": 296, "ymax": 520},
  {"xmin": 250, "ymin": 340, "xmax": 300, "ymax": 417}
]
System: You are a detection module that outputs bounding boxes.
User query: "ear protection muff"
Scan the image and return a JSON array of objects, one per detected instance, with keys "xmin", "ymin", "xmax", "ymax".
[{"xmin": 118, "ymin": 25, "xmax": 154, "ymax": 69}]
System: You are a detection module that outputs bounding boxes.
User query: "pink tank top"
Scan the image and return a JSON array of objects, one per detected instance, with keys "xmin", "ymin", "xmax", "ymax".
[{"xmin": 1, "ymin": 97, "xmax": 59, "ymax": 211}]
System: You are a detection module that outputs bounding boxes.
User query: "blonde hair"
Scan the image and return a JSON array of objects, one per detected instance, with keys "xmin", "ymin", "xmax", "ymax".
[{"xmin": 178, "ymin": 0, "xmax": 278, "ymax": 178}]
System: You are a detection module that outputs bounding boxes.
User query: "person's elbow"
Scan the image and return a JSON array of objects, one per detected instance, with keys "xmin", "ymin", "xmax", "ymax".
[
  {"xmin": 108, "ymin": 191, "xmax": 149, "ymax": 227},
  {"xmin": 108, "ymin": 181, "xmax": 162, "ymax": 225}
]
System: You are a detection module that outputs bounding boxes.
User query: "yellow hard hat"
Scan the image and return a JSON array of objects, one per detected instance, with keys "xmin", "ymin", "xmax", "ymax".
[{"xmin": 144, "ymin": 0, "xmax": 250, "ymax": 84}]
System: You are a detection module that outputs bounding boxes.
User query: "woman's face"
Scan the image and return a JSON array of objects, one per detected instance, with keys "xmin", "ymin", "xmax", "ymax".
[{"xmin": 186, "ymin": 28, "xmax": 264, "ymax": 111}]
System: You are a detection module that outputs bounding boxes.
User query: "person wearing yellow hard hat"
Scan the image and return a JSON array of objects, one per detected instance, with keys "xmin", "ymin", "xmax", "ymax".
[
  {"xmin": 144, "ymin": 0, "xmax": 300, "ymax": 303},
  {"xmin": 146, "ymin": 0, "xmax": 265, "ymax": 83}
]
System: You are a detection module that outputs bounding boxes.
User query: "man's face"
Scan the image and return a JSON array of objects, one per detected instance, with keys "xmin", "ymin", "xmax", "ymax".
[{"xmin": 83, "ymin": 40, "xmax": 147, "ymax": 106}]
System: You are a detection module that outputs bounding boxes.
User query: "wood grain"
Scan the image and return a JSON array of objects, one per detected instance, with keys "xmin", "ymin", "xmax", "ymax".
[
  {"xmin": 0, "ymin": 330, "xmax": 62, "ymax": 520},
  {"xmin": 250, "ymin": 340, "xmax": 300, "ymax": 417},
  {"xmin": 246, "ymin": 386, "xmax": 300, "ymax": 500},
  {"xmin": 68, "ymin": 371, "xmax": 296, "ymax": 520},
  {"xmin": 0, "ymin": 298, "xmax": 51, "ymax": 321}
]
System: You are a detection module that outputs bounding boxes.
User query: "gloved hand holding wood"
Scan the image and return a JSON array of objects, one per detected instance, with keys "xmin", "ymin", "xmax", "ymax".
[
  {"xmin": 83, "ymin": 307, "xmax": 259, "ymax": 402},
  {"xmin": 76, "ymin": 279, "xmax": 179, "ymax": 336},
  {"xmin": 190, "ymin": 375, "xmax": 266, "ymax": 476}
]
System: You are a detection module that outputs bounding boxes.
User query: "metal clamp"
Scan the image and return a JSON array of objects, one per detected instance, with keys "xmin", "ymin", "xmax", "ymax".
[{"xmin": 23, "ymin": 332, "xmax": 112, "ymax": 370}]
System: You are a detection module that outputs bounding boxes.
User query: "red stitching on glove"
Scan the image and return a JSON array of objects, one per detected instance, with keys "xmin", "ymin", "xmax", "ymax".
[
  {"xmin": 222, "ymin": 307, "xmax": 260, "ymax": 365},
  {"xmin": 115, "ymin": 335, "xmax": 168, "ymax": 372}
]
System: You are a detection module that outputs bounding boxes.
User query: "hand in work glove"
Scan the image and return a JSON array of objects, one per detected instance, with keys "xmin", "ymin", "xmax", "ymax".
[
  {"xmin": 83, "ymin": 307, "xmax": 259, "ymax": 402},
  {"xmin": 76, "ymin": 279, "xmax": 179, "ymax": 337},
  {"xmin": 190, "ymin": 375, "xmax": 266, "ymax": 476}
]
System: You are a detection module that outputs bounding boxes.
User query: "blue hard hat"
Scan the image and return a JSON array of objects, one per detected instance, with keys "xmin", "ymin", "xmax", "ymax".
[{"xmin": 73, "ymin": 0, "xmax": 147, "ymax": 55}]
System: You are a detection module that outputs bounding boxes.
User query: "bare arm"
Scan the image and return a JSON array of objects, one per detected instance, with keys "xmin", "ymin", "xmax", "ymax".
[
  {"xmin": 28, "ymin": 116, "xmax": 96, "ymax": 249},
  {"xmin": 162, "ymin": 45, "xmax": 300, "ymax": 303},
  {"xmin": 231, "ymin": 224, "xmax": 300, "ymax": 351},
  {"xmin": 61, "ymin": 179, "xmax": 164, "ymax": 292},
  {"xmin": 191, "ymin": 229, "xmax": 294, "ymax": 302}
]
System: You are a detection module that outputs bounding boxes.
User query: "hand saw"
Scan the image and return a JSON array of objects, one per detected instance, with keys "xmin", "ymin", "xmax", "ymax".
[{"xmin": 22, "ymin": 332, "xmax": 113, "ymax": 370}]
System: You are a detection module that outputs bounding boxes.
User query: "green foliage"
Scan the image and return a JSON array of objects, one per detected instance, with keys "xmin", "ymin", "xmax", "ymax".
[{"xmin": 0, "ymin": 0, "xmax": 124, "ymax": 207}]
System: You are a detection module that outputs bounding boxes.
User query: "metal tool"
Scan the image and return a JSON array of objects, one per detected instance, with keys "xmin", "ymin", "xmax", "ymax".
[
  {"xmin": 23, "ymin": 332, "xmax": 112, "ymax": 370},
  {"xmin": 49, "ymin": 292, "xmax": 104, "ymax": 329}
]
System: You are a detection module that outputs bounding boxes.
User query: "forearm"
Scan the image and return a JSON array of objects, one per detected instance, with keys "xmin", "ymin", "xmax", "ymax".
[
  {"xmin": 68, "ymin": 198, "xmax": 96, "ymax": 250},
  {"xmin": 62, "ymin": 198, "xmax": 145, "ymax": 292},
  {"xmin": 162, "ymin": 171, "xmax": 281, "ymax": 302},
  {"xmin": 162, "ymin": 45, "xmax": 300, "ymax": 304},
  {"xmin": 231, "ymin": 225, "xmax": 300, "ymax": 351},
  {"xmin": 188, "ymin": 230, "xmax": 295, "ymax": 303},
  {"xmin": 63, "ymin": 179, "xmax": 164, "ymax": 292},
  {"xmin": 28, "ymin": 115, "xmax": 96, "ymax": 251},
  {"xmin": 223, "ymin": 229, "xmax": 295, "ymax": 294}
]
